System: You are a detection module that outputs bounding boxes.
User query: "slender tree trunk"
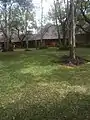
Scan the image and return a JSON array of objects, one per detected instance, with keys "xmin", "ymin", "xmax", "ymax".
[
  {"xmin": 16, "ymin": 28, "xmax": 25, "ymax": 48},
  {"xmin": 25, "ymin": 9, "xmax": 28, "ymax": 50},
  {"xmin": 66, "ymin": 0, "xmax": 69, "ymax": 45},
  {"xmin": 63, "ymin": 31, "xmax": 67, "ymax": 47},
  {"xmin": 8, "ymin": 2, "xmax": 13, "ymax": 51},
  {"xmin": 67, "ymin": 0, "xmax": 69, "ymax": 30},
  {"xmin": 35, "ymin": 40, "xmax": 38, "ymax": 49},
  {"xmin": 54, "ymin": 1, "xmax": 62, "ymax": 46},
  {"xmin": 26, "ymin": 30, "xmax": 28, "ymax": 49},
  {"xmin": 62, "ymin": 22, "xmax": 67, "ymax": 47},
  {"xmin": 40, "ymin": 0, "xmax": 43, "ymax": 46},
  {"xmin": 55, "ymin": 17, "xmax": 61, "ymax": 45},
  {"xmin": 56, "ymin": 22, "xmax": 61, "ymax": 45},
  {"xmin": 54, "ymin": 0, "xmax": 61, "ymax": 46},
  {"xmin": 4, "ymin": 2, "xmax": 8, "ymax": 51},
  {"xmin": 70, "ymin": 0, "xmax": 76, "ymax": 59},
  {"xmin": 26, "ymin": 35, "xmax": 28, "ymax": 49},
  {"xmin": 8, "ymin": 3, "xmax": 12, "ymax": 42}
]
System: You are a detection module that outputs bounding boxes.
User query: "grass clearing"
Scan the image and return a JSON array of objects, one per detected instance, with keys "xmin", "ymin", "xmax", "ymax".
[{"xmin": 0, "ymin": 48, "xmax": 90, "ymax": 120}]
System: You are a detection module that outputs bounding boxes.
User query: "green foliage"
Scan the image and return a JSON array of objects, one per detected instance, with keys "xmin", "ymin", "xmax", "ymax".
[
  {"xmin": 11, "ymin": 6, "xmax": 35, "ymax": 32},
  {"xmin": 48, "ymin": 0, "xmax": 90, "ymax": 34},
  {"xmin": 48, "ymin": 0, "xmax": 66, "ymax": 23},
  {"xmin": 57, "ymin": 45, "xmax": 69, "ymax": 51},
  {"xmin": 0, "ymin": 0, "xmax": 36, "ymax": 35}
]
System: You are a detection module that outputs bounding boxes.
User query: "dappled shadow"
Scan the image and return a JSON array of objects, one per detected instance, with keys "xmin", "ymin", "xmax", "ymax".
[
  {"xmin": 0, "ymin": 50, "xmax": 59, "ymax": 69},
  {"xmin": 0, "ymin": 72, "xmax": 35, "ymax": 102},
  {"xmin": 0, "ymin": 91, "xmax": 90, "ymax": 120},
  {"xmin": 0, "ymin": 48, "xmax": 90, "ymax": 119},
  {"xmin": 17, "ymin": 59, "xmax": 90, "ymax": 87},
  {"xmin": 48, "ymin": 66, "xmax": 90, "ymax": 86},
  {"xmin": 0, "ymin": 48, "xmax": 90, "ymax": 68}
]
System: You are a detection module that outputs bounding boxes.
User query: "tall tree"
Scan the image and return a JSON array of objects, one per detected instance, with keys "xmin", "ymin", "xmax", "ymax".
[
  {"xmin": 0, "ymin": 0, "xmax": 35, "ymax": 50},
  {"xmin": 40, "ymin": 0, "xmax": 43, "ymax": 46},
  {"xmin": 14, "ymin": 0, "xmax": 35, "ymax": 49},
  {"xmin": 0, "ymin": 0, "xmax": 9, "ymax": 51},
  {"xmin": 48, "ymin": 0, "xmax": 68, "ymax": 47},
  {"xmin": 54, "ymin": 0, "xmax": 62, "ymax": 46},
  {"xmin": 69, "ymin": 0, "xmax": 76, "ymax": 59}
]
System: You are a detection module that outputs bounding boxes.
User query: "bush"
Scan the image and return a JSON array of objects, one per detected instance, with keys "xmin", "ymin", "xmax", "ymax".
[
  {"xmin": 39, "ymin": 46, "xmax": 48, "ymax": 49},
  {"xmin": 2, "ymin": 48, "xmax": 7, "ymax": 52},
  {"xmin": 1, "ymin": 43, "xmax": 13, "ymax": 52},
  {"xmin": 8, "ymin": 43, "xmax": 14, "ymax": 51},
  {"xmin": 25, "ymin": 49, "xmax": 32, "ymax": 51},
  {"xmin": 57, "ymin": 45, "xmax": 69, "ymax": 51}
]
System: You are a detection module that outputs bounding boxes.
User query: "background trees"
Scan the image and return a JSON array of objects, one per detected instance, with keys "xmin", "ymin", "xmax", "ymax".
[
  {"xmin": 48, "ymin": 0, "xmax": 90, "ymax": 61},
  {"xmin": 0, "ymin": 0, "xmax": 35, "ymax": 51},
  {"xmin": 48, "ymin": 0, "xmax": 67, "ymax": 47}
]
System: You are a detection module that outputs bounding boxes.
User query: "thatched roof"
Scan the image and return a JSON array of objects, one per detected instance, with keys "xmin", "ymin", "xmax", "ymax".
[
  {"xmin": 33, "ymin": 24, "xmax": 63, "ymax": 40},
  {"xmin": 0, "ymin": 23, "xmax": 88, "ymax": 43},
  {"xmin": 0, "ymin": 33, "xmax": 34, "ymax": 43}
]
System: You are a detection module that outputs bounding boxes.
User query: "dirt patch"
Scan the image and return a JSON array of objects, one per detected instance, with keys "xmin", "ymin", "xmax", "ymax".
[{"xmin": 60, "ymin": 55, "xmax": 90, "ymax": 66}]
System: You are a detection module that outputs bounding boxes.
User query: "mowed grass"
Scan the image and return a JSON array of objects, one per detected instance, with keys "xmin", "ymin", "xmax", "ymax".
[{"xmin": 0, "ymin": 48, "xmax": 90, "ymax": 120}]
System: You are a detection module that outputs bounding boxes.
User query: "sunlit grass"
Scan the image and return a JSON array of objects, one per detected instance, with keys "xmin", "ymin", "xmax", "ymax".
[{"xmin": 0, "ymin": 48, "xmax": 90, "ymax": 119}]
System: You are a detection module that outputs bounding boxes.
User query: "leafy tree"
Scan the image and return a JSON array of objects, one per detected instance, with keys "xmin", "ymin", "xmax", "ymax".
[
  {"xmin": 0, "ymin": 0, "xmax": 13, "ymax": 51},
  {"xmin": 49, "ymin": 0, "xmax": 77, "ymax": 60},
  {"xmin": 48, "ymin": 0, "xmax": 69, "ymax": 47},
  {"xmin": 78, "ymin": 0, "xmax": 90, "ymax": 33},
  {"xmin": 0, "ymin": 0, "xmax": 35, "ymax": 50},
  {"xmin": 11, "ymin": 5, "xmax": 35, "ymax": 48}
]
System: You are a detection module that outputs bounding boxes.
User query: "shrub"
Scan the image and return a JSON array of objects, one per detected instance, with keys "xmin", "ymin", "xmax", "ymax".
[
  {"xmin": 25, "ymin": 49, "xmax": 32, "ymax": 51},
  {"xmin": 57, "ymin": 45, "xmax": 69, "ymax": 51},
  {"xmin": 39, "ymin": 46, "xmax": 48, "ymax": 49}
]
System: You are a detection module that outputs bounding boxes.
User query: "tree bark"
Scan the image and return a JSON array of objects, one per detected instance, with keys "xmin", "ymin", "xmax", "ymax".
[
  {"xmin": 70, "ymin": 0, "xmax": 76, "ymax": 59},
  {"xmin": 8, "ymin": 2, "xmax": 13, "ymax": 51},
  {"xmin": 4, "ymin": 2, "xmax": 8, "ymax": 51},
  {"xmin": 16, "ymin": 28, "xmax": 26, "ymax": 48},
  {"xmin": 66, "ymin": 0, "xmax": 69, "ymax": 45},
  {"xmin": 40, "ymin": 0, "xmax": 43, "ymax": 47},
  {"xmin": 80, "ymin": 2, "xmax": 90, "ymax": 24},
  {"xmin": 54, "ymin": 0, "xmax": 62, "ymax": 46},
  {"xmin": 25, "ymin": 9, "xmax": 29, "ymax": 50}
]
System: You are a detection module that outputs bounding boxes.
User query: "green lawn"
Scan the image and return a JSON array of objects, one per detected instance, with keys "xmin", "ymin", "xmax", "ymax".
[{"xmin": 0, "ymin": 48, "xmax": 90, "ymax": 120}]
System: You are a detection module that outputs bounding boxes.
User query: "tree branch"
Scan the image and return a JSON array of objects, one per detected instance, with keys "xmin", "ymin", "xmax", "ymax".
[
  {"xmin": 0, "ymin": 24, "xmax": 8, "ymax": 39},
  {"xmin": 15, "ymin": 27, "xmax": 26, "ymax": 41},
  {"xmin": 76, "ymin": 24, "xmax": 90, "ymax": 33},
  {"xmin": 80, "ymin": 2, "xmax": 90, "ymax": 24}
]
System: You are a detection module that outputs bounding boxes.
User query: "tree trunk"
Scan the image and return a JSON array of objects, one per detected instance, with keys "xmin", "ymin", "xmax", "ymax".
[
  {"xmin": 40, "ymin": 0, "xmax": 43, "ymax": 46},
  {"xmin": 35, "ymin": 40, "xmax": 38, "ymax": 49},
  {"xmin": 57, "ymin": 24, "xmax": 61, "ymax": 45},
  {"xmin": 25, "ymin": 9, "xmax": 29, "ymax": 50},
  {"xmin": 26, "ymin": 35, "xmax": 29, "ymax": 49},
  {"xmin": 16, "ymin": 28, "xmax": 25, "ymax": 48},
  {"xmin": 63, "ymin": 31, "xmax": 67, "ymax": 47},
  {"xmin": 4, "ymin": 2, "xmax": 8, "ymax": 51},
  {"xmin": 54, "ymin": 0, "xmax": 62, "ymax": 46},
  {"xmin": 66, "ymin": 0, "xmax": 69, "ymax": 39},
  {"xmin": 8, "ymin": 2, "xmax": 13, "ymax": 51},
  {"xmin": 62, "ymin": 22, "xmax": 67, "ymax": 47},
  {"xmin": 70, "ymin": 0, "xmax": 76, "ymax": 59},
  {"xmin": 55, "ymin": 13, "xmax": 61, "ymax": 46}
]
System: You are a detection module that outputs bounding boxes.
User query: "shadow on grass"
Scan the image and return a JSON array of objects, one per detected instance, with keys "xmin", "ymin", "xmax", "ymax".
[
  {"xmin": 0, "ymin": 50, "xmax": 58, "ymax": 68},
  {"xmin": 0, "ymin": 92, "xmax": 90, "ymax": 120},
  {"xmin": 0, "ymin": 49, "xmax": 90, "ymax": 119},
  {"xmin": 37, "ymin": 65, "xmax": 90, "ymax": 87}
]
